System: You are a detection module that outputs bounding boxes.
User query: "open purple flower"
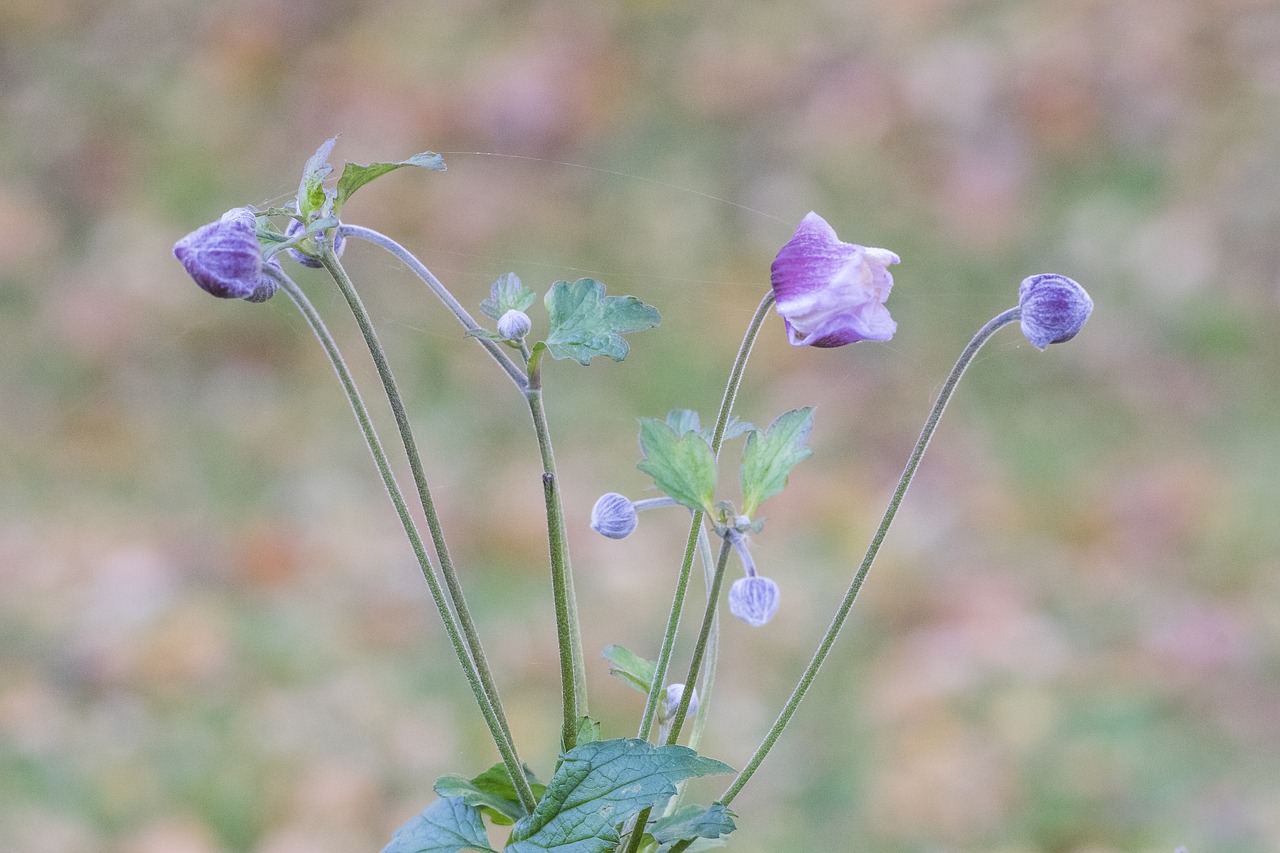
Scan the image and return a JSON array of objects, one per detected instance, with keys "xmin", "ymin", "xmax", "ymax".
[
  {"xmin": 770, "ymin": 212, "xmax": 900, "ymax": 347},
  {"xmin": 173, "ymin": 207, "xmax": 266, "ymax": 300},
  {"xmin": 1018, "ymin": 273, "xmax": 1092, "ymax": 349}
]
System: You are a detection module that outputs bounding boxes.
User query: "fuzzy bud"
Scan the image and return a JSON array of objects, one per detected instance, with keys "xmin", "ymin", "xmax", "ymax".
[
  {"xmin": 658, "ymin": 683, "xmax": 699, "ymax": 725},
  {"xmin": 1018, "ymin": 273, "xmax": 1092, "ymax": 350},
  {"xmin": 590, "ymin": 492, "xmax": 638, "ymax": 539},
  {"xmin": 728, "ymin": 575, "xmax": 780, "ymax": 626},
  {"xmin": 173, "ymin": 207, "xmax": 265, "ymax": 300},
  {"xmin": 497, "ymin": 309, "xmax": 532, "ymax": 341}
]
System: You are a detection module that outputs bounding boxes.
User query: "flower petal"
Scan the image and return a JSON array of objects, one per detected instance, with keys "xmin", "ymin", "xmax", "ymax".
[{"xmin": 770, "ymin": 212, "xmax": 899, "ymax": 348}]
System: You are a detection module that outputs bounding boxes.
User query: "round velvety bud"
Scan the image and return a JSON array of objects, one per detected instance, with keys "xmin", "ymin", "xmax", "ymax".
[
  {"xmin": 285, "ymin": 217, "xmax": 345, "ymax": 268},
  {"xmin": 497, "ymin": 309, "xmax": 532, "ymax": 341},
  {"xmin": 728, "ymin": 575, "xmax": 780, "ymax": 626},
  {"xmin": 173, "ymin": 207, "xmax": 264, "ymax": 300},
  {"xmin": 1018, "ymin": 273, "xmax": 1092, "ymax": 350},
  {"xmin": 590, "ymin": 492, "xmax": 638, "ymax": 539},
  {"xmin": 658, "ymin": 683, "xmax": 699, "ymax": 724}
]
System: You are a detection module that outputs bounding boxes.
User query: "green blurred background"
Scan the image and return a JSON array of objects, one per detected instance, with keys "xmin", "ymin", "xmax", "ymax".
[{"xmin": 4, "ymin": 0, "xmax": 1280, "ymax": 851}]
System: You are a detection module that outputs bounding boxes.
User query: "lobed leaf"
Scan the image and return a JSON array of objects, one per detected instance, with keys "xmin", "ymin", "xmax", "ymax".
[
  {"xmin": 506, "ymin": 739, "xmax": 732, "ymax": 853},
  {"xmin": 636, "ymin": 418, "xmax": 717, "ymax": 513},
  {"xmin": 336, "ymin": 150, "xmax": 446, "ymax": 212},
  {"xmin": 739, "ymin": 407, "xmax": 815, "ymax": 516},
  {"xmin": 433, "ymin": 764, "xmax": 544, "ymax": 827},
  {"xmin": 649, "ymin": 803, "xmax": 737, "ymax": 846},
  {"xmin": 542, "ymin": 278, "xmax": 660, "ymax": 364},
  {"xmin": 381, "ymin": 796, "xmax": 497, "ymax": 853}
]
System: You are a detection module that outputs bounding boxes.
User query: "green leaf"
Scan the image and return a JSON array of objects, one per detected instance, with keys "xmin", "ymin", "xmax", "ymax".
[
  {"xmin": 602, "ymin": 645, "xmax": 657, "ymax": 694},
  {"xmin": 542, "ymin": 279, "xmax": 660, "ymax": 364},
  {"xmin": 665, "ymin": 409, "xmax": 702, "ymax": 436},
  {"xmin": 506, "ymin": 739, "xmax": 732, "ymax": 853},
  {"xmin": 335, "ymin": 150, "xmax": 446, "ymax": 212},
  {"xmin": 636, "ymin": 418, "xmax": 717, "ymax": 513},
  {"xmin": 381, "ymin": 797, "xmax": 497, "ymax": 853},
  {"xmin": 432, "ymin": 764, "xmax": 544, "ymax": 827},
  {"xmin": 297, "ymin": 137, "xmax": 338, "ymax": 218},
  {"xmin": 650, "ymin": 803, "xmax": 736, "ymax": 846},
  {"xmin": 739, "ymin": 407, "xmax": 815, "ymax": 517},
  {"xmin": 574, "ymin": 716, "xmax": 602, "ymax": 746},
  {"xmin": 480, "ymin": 272, "xmax": 537, "ymax": 321}
]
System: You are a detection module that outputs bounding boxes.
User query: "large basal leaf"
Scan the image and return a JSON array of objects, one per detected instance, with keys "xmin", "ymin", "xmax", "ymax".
[
  {"xmin": 739, "ymin": 407, "xmax": 814, "ymax": 516},
  {"xmin": 542, "ymin": 278, "xmax": 660, "ymax": 364},
  {"xmin": 505, "ymin": 738, "xmax": 732, "ymax": 853},
  {"xmin": 382, "ymin": 797, "xmax": 497, "ymax": 853},
  {"xmin": 335, "ymin": 150, "xmax": 446, "ymax": 211},
  {"xmin": 636, "ymin": 418, "xmax": 717, "ymax": 513}
]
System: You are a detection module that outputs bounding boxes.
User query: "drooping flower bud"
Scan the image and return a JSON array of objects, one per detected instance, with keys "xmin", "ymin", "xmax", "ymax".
[
  {"xmin": 244, "ymin": 256, "xmax": 282, "ymax": 303},
  {"xmin": 1017, "ymin": 273, "xmax": 1092, "ymax": 350},
  {"xmin": 590, "ymin": 492, "xmax": 638, "ymax": 539},
  {"xmin": 728, "ymin": 575, "xmax": 780, "ymax": 626},
  {"xmin": 658, "ymin": 683, "xmax": 699, "ymax": 725},
  {"xmin": 173, "ymin": 207, "xmax": 265, "ymax": 300},
  {"xmin": 770, "ymin": 212, "xmax": 900, "ymax": 347},
  {"xmin": 285, "ymin": 217, "xmax": 345, "ymax": 268},
  {"xmin": 497, "ymin": 309, "xmax": 532, "ymax": 341}
]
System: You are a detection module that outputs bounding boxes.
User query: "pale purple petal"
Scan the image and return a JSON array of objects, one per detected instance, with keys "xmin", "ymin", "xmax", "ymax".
[{"xmin": 770, "ymin": 212, "xmax": 900, "ymax": 348}]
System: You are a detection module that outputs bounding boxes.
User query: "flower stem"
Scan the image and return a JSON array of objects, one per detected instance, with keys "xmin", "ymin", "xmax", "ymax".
[
  {"xmin": 271, "ymin": 266, "xmax": 536, "ymax": 813},
  {"xmin": 526, "ymin": 365, "xmax": 587, "ymax": 752},
  {"xmin": 718, "ymin": 307, "xmax": 1021, "ymax": 806},
  {"xmin": 318, "ymin": 247, "xmax": 519, "ymax": 749},
  {"xmin": 665, "ymin": 533, "xmax": 733, "ymax": 745},
  {"xmin": 635, "ymin": 292, "xmax": 775, "ymax": 741},
  {"xmin": 338, "ymin": 224, "xmax": 528, "ymax": 390}
]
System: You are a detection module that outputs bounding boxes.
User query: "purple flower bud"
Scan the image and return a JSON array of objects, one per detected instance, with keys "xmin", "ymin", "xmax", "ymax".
[
  {"xmin": 285, "ymin": 217, "xmax": 345, "ymax": 268},
  {"xmin": 173, "ymin": 207, "xmax": 265, "ymax": 300},
  {"xmin": 1018, "ymin": 273, "xmax": 1093, "ymax": 350},
  {"xmin": 590, "ymin": 492, "xmax": 638, "ymax": 539},
  {"xmin": 770, "ymin": 212, "xmax": 900, "ymax": 347},
  {"xmin": 728, "ymin": 575, "xmax": 780, "ymax": 626},
  {"xmin": 497, "ymin": 309, "xmax": 532, "ymax": 341},
  {"xmin": 244, "ymin": 257, "xmax": 282, "ymax": 303}
]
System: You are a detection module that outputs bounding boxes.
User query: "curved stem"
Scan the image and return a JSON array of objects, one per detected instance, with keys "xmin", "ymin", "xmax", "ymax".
[
  {"xmin": 636, "ymin": 292, "xmax": 775, "ymax": 740},
  {"xmin": 318, "ymin": 248, "xmax": 520, "ymax": 759},
  {"xmin": 338, "ymin": 224, "xmax": 528, "ymax": 390},
  {"xmin": 272, "ymin": 266, "xmax": 536, "ymax": 812},
  {"xmin": 719, "ymin": 307, "xmax": 1021, "ymax": 806}
]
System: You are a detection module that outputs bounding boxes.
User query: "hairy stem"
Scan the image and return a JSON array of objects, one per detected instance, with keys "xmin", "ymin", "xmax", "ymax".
[
  {"xmin": 273, "ymin": 266, "xmax": 536, "ymax": 812},
  {"xmin": 635, "ymin": 292, "xmax": 775, "ymax": 740},
  {"xmin": 719, "ymin": 307, "xmax": 1021, "ymax": 806}
]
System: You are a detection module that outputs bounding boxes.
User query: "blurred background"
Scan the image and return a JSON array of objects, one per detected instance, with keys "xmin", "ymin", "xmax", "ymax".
[{"xmin": 4, "ymin": 0, "xmax": 1280, "ymax": 850}]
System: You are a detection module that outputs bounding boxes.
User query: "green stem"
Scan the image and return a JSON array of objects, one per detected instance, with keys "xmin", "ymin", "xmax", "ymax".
[
  {"xmin": 526, "ymin": 359, "xmax": 586, "ymax": 752},
  {"xmin": 338, "ymin": 224, "xmax": 528, "ymax": 390},
  {"xmin": 665, "ymin": 533, "xmax": 733, "ymax": 745},
  {"xmin": 636, "ymin": 292, "xmax": 775, "ymax": 740},
  {"xmin": 319, "ymin": 248, "xmax": 520, "ymax": 751},
  {"xmin": 274, "ymin": 265, "xmax": 536, "ymax": 814},
  {"xmin": 719, "ymin": 307, "xmax": 1021, "ymax": 806}
]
